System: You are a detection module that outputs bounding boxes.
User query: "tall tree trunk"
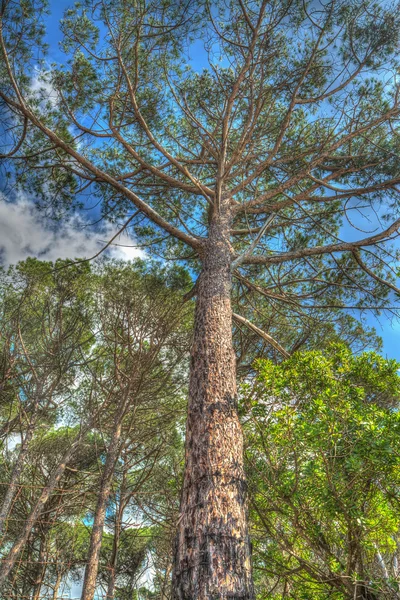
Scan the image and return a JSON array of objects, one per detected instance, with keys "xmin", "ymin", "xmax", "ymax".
[
  {"xmin": 160, "ymin": 561, "xmax": 173, "ymax": 600},
  {"xmin": 52, "ymin": 569, "xmax": 63, "ymax": 599},
  {"xmin": 81, "ymin": 416, "xmax": 123, "ymax": 600},
  {"xmin": 105, "ymin": 533, "xmax": 119, "ymax": 600},
  {"xmin": 172, "ymin": 213, "xmax": 253, "ymax": 599},
  {"xmin": 32, "ymin": 535, "xmax": 47, "ymax": 600},
  {"xmin": 106, "ymin": 474, "xmax": 126, "ymax": 600}
]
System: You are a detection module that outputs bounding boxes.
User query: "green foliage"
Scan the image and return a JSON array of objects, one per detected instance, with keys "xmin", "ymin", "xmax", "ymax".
[
  {"xmin": 2, "ymin": 0, "xmax": 399, "ymax": 355},
  {"xmin": 0, "ymin": 257, "xmax": 192, "ymax": 599},
  {"xmin": 244, "ymin": 345, "xmax": 400, "ymax": 598}
]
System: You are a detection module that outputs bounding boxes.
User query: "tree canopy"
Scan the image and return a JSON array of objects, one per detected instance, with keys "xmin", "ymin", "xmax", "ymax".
[
  {"xmin": 1, "ymin": 0, "xmax": 400, "ymax": 343},
  {"xmin": 245, "ymin": 345, "xmax": 400, "ymax": 599}
]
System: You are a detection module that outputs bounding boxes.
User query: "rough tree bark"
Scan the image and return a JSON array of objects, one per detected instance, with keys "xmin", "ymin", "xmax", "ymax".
[{"xmin": 172, "ymin": 210, "xmax": 254, "ymax": 600}]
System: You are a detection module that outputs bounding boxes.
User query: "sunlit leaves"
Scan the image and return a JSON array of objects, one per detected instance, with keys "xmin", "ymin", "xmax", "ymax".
[{"xmin": 245, "ymin": 344, "xmax": 400, "ymax": 598}]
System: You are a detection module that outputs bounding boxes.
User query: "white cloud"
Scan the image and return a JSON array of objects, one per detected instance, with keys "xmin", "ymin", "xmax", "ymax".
[
  {"xmin": 0, "ymin": 193, "xmax": 144, "ymax": 267},
  {"xmin": 29, "ymin": 68, "xmax": 84, "ymax": 148},
  {"xmin": 29, "ymin": 67, "xmax": 58, "ymax": 108}
]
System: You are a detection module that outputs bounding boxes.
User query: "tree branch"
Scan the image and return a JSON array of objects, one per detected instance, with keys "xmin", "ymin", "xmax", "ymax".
[
  {"xmin": 232, "ymin": 312, "xmax": 290, "ymax": 359},
  {"xmin": 240, "ymin": 218, "xmax": 400, "ymax": 265}
]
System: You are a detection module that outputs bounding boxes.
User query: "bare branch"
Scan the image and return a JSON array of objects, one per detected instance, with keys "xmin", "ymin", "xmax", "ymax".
[
  {"xmin": 232, "ymin": 312, "xmax": 290, "ymax": 359},
  {"xmin": 241, "ymin": 218, "xmax": 400, "ymax": 266}
]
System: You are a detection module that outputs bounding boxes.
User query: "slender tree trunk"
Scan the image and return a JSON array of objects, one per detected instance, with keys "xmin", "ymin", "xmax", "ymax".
[
  {"xmin": 352, "ymin": 555, "xmax": 379, "ymax": 600},
  {"xmin": 0, "ymin": 398, "xmax": 110, "ymax": 586},
  {"xmin": 353, "ymin": 583, "xmax": 379, "ymax": 600},
  {"xmin": 0, "ymin": 413, "xmax": 37, "ymax": 533},
  {"xmin": 52, "ymin": 569, "xmax": 63, "ymax": 599},
  {"xmin": 0, "ymin": 434, "xmax": 82, "ymax": 585},
  {"xmin": 161, "ymin": 561, "xmax": 173, "ymax": 600},
  {"xmin": 81, "ymin": 417, "xmax": 123, "ymax": 600},
  {"xmin": 106, "ymin": 476, "xmax": 126, "ymax": 600},
  {"xmin": 32, "ymin": 535, "xmax": 47, "ymax": 600},
  {"xmin": 106, "ymin": 538, "xmax": 119, "ymax": 600},
  {"xmin": 172, "ymin": 212, "xmax": 253, "ymax": 599}
]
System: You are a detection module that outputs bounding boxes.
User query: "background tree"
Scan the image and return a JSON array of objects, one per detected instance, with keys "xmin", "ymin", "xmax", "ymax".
[
  {"xmin": 244, "ymin": 345, "xmax": 400, "ymax": 600},
  {"xmin": 0, "ymin": 258, "xmax": 191, "ymax": 599},
  {"xmin": 1, "ymin": 1, "xmax": 400, "ymax": 597},
  {"xmin": 80, "ymin": 261, "xmax": 191, "ymax": 600},
  {"xmin": 0, "ymin": 257, "xmax": 93, "ymax": 534}
]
